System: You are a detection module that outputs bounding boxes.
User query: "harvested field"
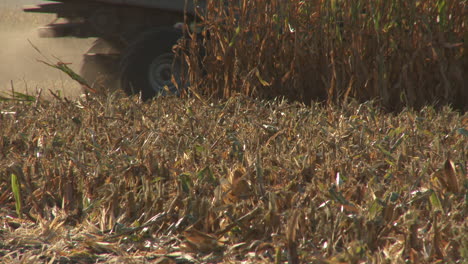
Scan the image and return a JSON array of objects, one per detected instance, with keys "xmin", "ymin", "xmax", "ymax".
[
  {"xmin": 0, "ymin": 93, "xmax": 467, "ymax": 263},
  {"xmin": 0, "ymin": 0, "xmax": 467, "ymax": 263}
]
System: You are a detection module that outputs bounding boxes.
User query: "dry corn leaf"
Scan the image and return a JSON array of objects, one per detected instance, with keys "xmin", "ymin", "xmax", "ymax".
[
  {"xmin": 231, "ymin": 178, "xmax": 251, "ymax": 199},
  {"xmin": 182, "ymin": 228, "xmax": 224, "ymax": 253},
  {"xmin": 221, "ymin": 167, "xmax": 252, "ymax": 203},
  {"xmin": 85, "ymin": 240, "xmax": 122, "ymax": 255},
  {"xmin": 154, "ymin": 257, "xmax": 176, "ymax": 264},
  {"xmin": 431, "ymin": 216, "xmax": 445, "ymax": 260},
  {"xmin": 443, "ymin": 159, "xmax": 460, "ymax": 194}
]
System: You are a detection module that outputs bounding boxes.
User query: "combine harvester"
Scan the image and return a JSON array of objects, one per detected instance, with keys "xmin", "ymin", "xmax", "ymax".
[{"xmin": 24, "ymin": 0, "xmax": 206, "ymax": 98}]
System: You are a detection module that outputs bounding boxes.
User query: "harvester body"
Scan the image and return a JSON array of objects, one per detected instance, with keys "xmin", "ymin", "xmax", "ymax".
[{"xmin": 24, "ymin": 0, "xmax": 206, "ymax": 97}]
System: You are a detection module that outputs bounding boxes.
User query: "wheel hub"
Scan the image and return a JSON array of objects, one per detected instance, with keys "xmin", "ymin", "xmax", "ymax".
[{"xmin": 148, "ymin": 53, "xmax": 179, "ymax": 95}]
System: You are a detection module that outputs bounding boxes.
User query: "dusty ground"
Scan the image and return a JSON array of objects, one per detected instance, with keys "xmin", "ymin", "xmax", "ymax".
[{"xmin": 0, "ymin": 0, "xmax": 94, "ymax": 98}]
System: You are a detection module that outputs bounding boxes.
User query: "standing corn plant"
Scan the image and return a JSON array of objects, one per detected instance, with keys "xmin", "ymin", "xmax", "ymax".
[{"xmin": 183, "ymin": 0, "xmax": 466, "ymax": 110}]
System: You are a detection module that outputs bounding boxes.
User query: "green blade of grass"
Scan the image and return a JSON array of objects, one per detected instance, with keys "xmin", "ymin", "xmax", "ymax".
[
  {"xmin": 429, "ymin": 190, "xmax": 444, "ymax": 214},
  {"xmin": 456, "ymin": 128, "xmax": 468, "ymax": 137},
  {"xmin": 11, "ymin": 91, "xmax": 36, "ymax": 102},
  {"xmin": 10, "ymin": 173, "xmax": 22, "ymax": 218},
  {"xmin": 0, "ymin": 91, "xmax": 36, "ymax": 102}
]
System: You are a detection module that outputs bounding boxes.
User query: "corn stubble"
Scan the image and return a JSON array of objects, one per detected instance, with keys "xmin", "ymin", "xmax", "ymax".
[
  {"xmin": 1, "ymin": 0, "xmax": 467, "ymax": 263},
  {"xmin": 184, "ymin": 0, "xmax": 466, "ymax": 110},
  {"xmin": 0, "ymin": 92, "xmax": 467, "ymax": 263}
]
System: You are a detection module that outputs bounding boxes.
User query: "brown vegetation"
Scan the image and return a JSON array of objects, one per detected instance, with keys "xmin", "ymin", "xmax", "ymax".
[
  {"xmin": 0, "ymin": 93, "xmax": 466, "ymax": 263},
  {"xmin": 183, "ymin": 0, "xmax": 467, "ymax": 110},
  {"xmin": 0, "ymin": 0, "xmax": 467, "ymax": 263}
]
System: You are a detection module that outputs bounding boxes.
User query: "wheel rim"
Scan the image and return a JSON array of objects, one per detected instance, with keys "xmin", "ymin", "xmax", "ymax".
[{"xmin": 148, "ymin": 53, "xmax": 181, "ymax": 95}]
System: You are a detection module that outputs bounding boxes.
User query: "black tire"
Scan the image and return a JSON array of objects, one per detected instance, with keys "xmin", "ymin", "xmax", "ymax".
[{"xmin": 120, "ymin": 28, "xmax": 188, "ymax": 99}]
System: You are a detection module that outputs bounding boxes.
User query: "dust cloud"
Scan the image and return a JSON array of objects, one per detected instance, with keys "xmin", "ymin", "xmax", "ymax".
[{"xmin": 0, "ymin": 0, "xmax": 94, "ymax": 98}]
